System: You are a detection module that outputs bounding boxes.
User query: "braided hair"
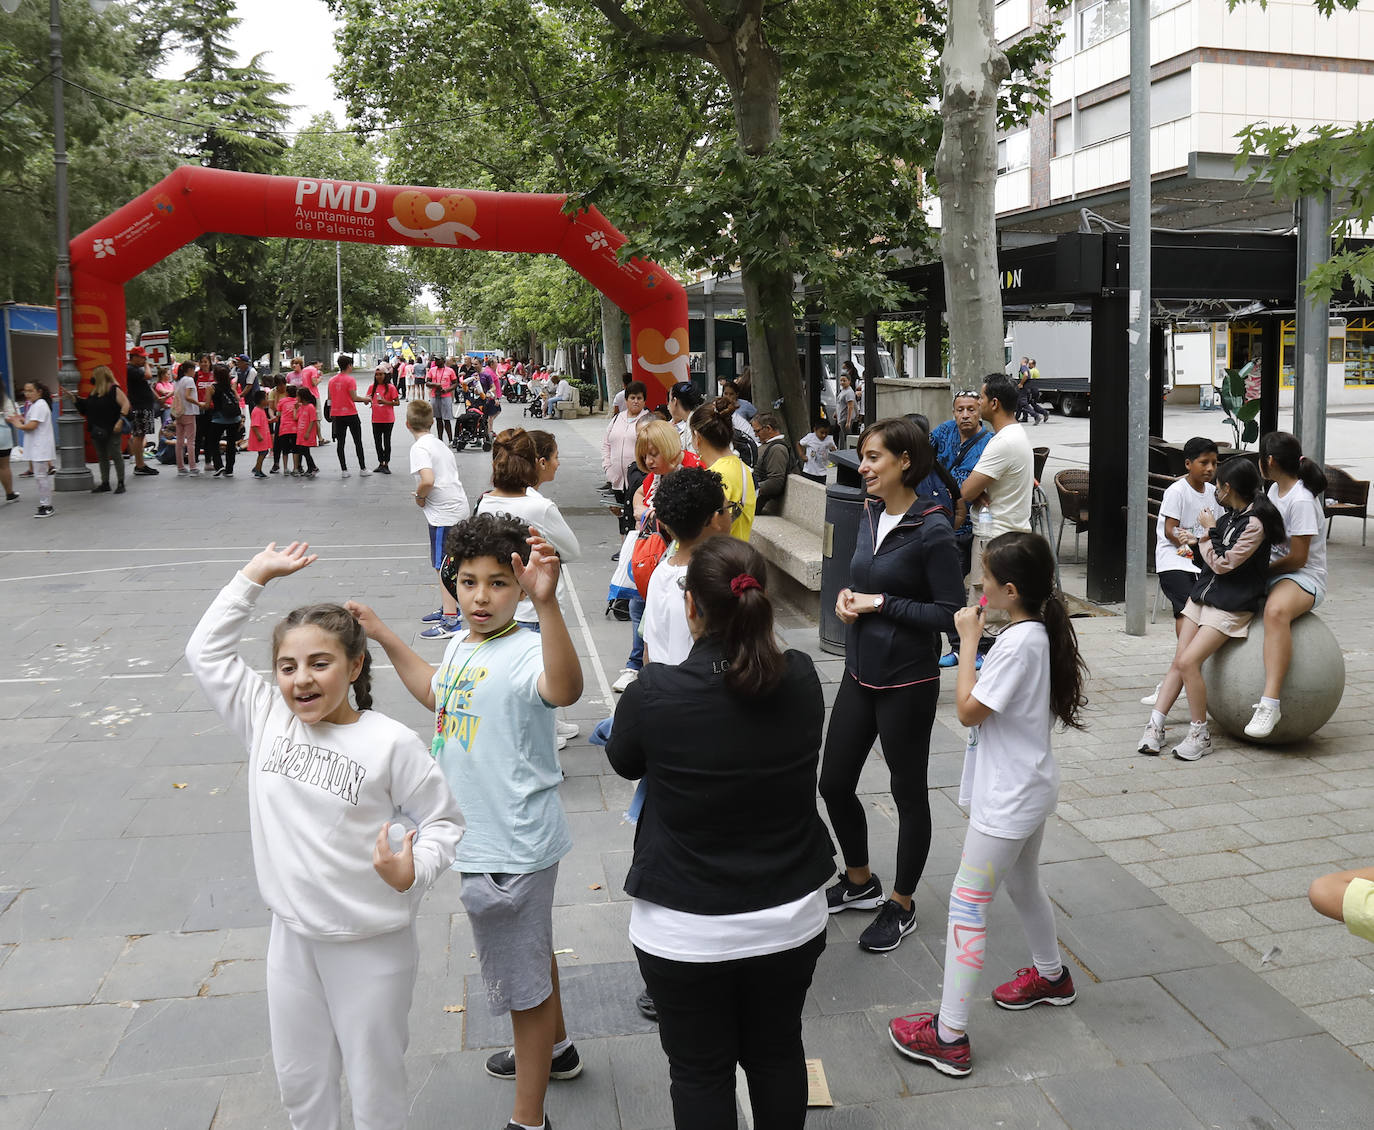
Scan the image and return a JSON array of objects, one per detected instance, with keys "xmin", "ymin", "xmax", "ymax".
[{"xmin": 272, "ymin": 604, "xmax": 374, "ymax": 711}]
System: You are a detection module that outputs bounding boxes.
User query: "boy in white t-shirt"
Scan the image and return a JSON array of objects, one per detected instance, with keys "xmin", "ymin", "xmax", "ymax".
[
  {"xmin": 1154, "ymin": 438, "xmax": 1219, "ymax": 633},
  {"xmin": 407, "ymin": 400, "xmax": 470, "ymax": 640},
  {"xmin": 798, "ymin": 421, "xmax": 837, "ymax": 483}
]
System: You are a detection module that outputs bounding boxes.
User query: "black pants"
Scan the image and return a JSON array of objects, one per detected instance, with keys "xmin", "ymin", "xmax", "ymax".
[
  {"xmin": 298, "ymin": 444, "xmax": 317, "ymax": 473},
  {"xmin": 819, "ymin": 673, "xmax": 939, "ymax": 896},
  {"xmin": 194, "ymin": 413, "xmax": 210, "ymax": 464},
  {"xmin": 372, "ymin": 421, "xmax": 393, "ymax": 465},
  {"xmin": 636, "ymin": 930, "xmax": 824, "ymax": 1130},
  {"xmin": 205, "ymin": 420, "xmax": 239, "ymax": 472},
  {"xmin": 333, "ymin": 413, "xmax": 365, "ymax": 469},
  {"xmin": 92, "ymin": 429, "xmax": 124, "ymax": 486}
]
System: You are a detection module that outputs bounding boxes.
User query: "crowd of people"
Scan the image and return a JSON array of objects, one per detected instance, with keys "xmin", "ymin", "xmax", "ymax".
[{"xmin": 7, "ymin": 345, "xmax": 1349, "ymax": 1129}]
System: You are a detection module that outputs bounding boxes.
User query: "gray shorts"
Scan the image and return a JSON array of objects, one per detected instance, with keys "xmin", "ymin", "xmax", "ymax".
[
  {"xmin": 432, "ymin": 395, "xmax": 454, "ymax": 421},
  {"xmin": 459, "ymin": 863, "xmax": 558, "ymax": 1015}
]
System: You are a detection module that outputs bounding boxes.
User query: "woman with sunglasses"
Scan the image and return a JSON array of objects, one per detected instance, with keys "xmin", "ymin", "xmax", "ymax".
[
  {"xmin": 820, "ymin": 417, "xmax": 964, "ymax": 953},
  {"xmin": 607, "ymin": 535, "xmax": 834, "ymax": 1130}
]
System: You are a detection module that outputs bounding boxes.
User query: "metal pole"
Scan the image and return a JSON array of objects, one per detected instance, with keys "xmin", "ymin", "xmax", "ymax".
[
  {"xmin": 50, "ymin": 0, "xmax": 91, "ymax": 490},
  {"xmin": 1124, "ymin": 0, "xmax": 1150, "ymax": 634},
  {"xmin": 335, "ymin": 242, "xmax": 344, "ymax": 358},
  {"xmin": 1294, "ymin": 191, "xmax": 1331, "ymax": 466},
  {"xmin": 238, "ymin": 304, "xmax": 248, "ymax": 356}
]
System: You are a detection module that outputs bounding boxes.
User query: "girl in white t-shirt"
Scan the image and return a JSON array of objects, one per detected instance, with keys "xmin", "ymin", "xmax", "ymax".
[
  {"xmin": 888, "ymin": 531, "xmax": 1087, "ymax": 1078},
  {"xmin": 6, "ymin": 379, "xmax": 56, "ymax": 518},
  {"xmin": 1249, "ymin": 432, "xmax": 1330, "ymax": 739}
]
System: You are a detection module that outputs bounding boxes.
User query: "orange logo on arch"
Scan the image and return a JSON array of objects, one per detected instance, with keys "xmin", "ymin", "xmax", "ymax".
[
  {"xmin": 387, "ymin": 191, "xmax": 479, "ymax": 245},
  {"xmin": 635, "ymin": 328, "xmax": 689, "ymax": 382}
]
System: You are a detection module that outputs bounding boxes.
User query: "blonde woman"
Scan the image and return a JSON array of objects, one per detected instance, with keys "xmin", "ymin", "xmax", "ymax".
[{"xmin": 76, "ymin": 365, "xmax": 132, "ymax": 494}]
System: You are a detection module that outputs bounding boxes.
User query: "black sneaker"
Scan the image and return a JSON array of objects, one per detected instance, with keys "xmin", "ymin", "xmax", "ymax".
[
  {"xmin": 133, "ymin": 465, "xmax": 159, "ymax": 475},
  {"xmin": 826, "ymin": 871, "xmax": 885, "ymax": 915},
  {"xmin": 859, "ymin": 898, "xmax": 918, "ymax": 953},
  {"xmin": 503, "ymin": 1119, "xmax": 553, "ymax": 1130},
  {"xmin": 485, "ymin": 1043, "xmax": 582, "ymax": 1081}
]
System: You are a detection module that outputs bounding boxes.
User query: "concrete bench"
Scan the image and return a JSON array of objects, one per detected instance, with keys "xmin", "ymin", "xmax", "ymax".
[{"xmin": 752, "ymin": 474, "xmax": 826, "ymax": 591}]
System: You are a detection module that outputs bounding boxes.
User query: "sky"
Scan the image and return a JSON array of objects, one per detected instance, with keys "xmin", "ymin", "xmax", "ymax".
[{"xmin": 159, "ymin": 0, "xmax": 348, "ymax": 133}]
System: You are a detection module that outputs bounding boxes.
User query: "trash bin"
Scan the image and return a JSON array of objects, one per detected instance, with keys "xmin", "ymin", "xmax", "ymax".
[{"xmin": 820, "ymin": 481, "xmax": 867, "ymax": 656}]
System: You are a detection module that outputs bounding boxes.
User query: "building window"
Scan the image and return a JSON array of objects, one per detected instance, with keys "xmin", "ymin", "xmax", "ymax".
[
  {"xmin": 997, "ymin": 129, "xmax": 1031, "ymax": 173},
  {"xmin": 1054, "ymin": 114, "xmax": 1074, "ymax": 156},
  {"xmin": 1076, "ymin": 71, "xmax": 1191, "ymax": 149},
  {"xmin": 1346, "ymin": 318, "xmax": 1374, "ymax": 385},
  {"xmin": 1080, "ymin": 0, "xmax": 1189, "ymax": 49}
]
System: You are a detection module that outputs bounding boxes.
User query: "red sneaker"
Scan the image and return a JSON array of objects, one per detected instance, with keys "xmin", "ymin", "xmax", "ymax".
[
  {"xmin": 992, "ymin": 966, "xmax": 1077, "ymax": 1010},
  {"xmin": 887, "ymin": 1012, "xmax": 972, "ymax": 1077}
]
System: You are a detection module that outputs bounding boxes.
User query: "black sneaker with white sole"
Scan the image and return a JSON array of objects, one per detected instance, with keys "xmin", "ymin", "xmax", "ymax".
[
  {"xmin": 485, "ymin": 1042, "xmax": 583, "ymax": 1081},
  {"xmin": 825, "ymin": 871, "xmax": 885, "ymax": 914},
  {"xmin": 504, "ymin": 1120, "xmax": 553, "ymax": 1130},
  {"xmin": 858, "ymin": 898, "xmax": 918, "ymax": 953}
]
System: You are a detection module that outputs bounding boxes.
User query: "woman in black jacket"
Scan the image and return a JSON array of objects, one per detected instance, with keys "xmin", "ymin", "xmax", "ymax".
[
  {"xmin": 607, "ymin": 536, "xmax": 835, "ymax": 1130},
  {"xmin": 76, "ymin": 364, "xmax": 131, "ymax": 494},
  {"xmin": 820, "ymin": 416, "xmax": 964, "ymax": 953},
  {"xmin": 204, "ymin": 363, "xmax": 242, "ymax": 477}
]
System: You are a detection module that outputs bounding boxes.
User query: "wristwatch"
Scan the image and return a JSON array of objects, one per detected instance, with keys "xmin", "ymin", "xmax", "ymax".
[{"xmin": 872, "ymin": 594, "xmax": 885, "ymax": 612}]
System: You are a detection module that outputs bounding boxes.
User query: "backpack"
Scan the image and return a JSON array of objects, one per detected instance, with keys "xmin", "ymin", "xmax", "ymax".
[{"xmin": 732, "ymin": 427, "xmax": 758, "ymax": 468}]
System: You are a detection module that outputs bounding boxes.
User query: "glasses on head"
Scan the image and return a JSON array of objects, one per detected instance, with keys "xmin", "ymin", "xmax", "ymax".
[{"xmin": 954, "ymin": 390, "xmax": 978, "ymax": 400}]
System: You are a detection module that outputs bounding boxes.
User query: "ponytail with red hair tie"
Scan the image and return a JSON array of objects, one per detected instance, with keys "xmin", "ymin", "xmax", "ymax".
[{"xmin": 730, "ymin": 573, "xmax": 762, "ymax": 597}]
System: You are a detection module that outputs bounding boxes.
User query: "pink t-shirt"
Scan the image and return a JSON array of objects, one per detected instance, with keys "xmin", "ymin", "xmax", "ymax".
[
  {"xmin": 433, "ymin": 367, "xmax": 456, "ymax": 398},
  {"xmin": 247, "ymin": 406, "xmax": 271, "ymax": 451},
  {"xmin": 328, "ymin": 373, "xmax": 359, "ymax": 418},
  {"xmin": 296, "ymin": 402, "xmax": 318, "ymax": 446},
  {"xmin": 297, "ymin": 366, "xmax": 320, "ymax": 395},
  {"xmin": 277, "ymin": 396, "xmax": 298, "ymax": 436},
  {"xmin": 369, "ymin": 382, "xmax": 399, "ymax": 424}
]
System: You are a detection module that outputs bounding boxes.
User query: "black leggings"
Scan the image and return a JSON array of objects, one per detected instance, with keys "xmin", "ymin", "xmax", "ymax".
[
  {"xmin": 819, "ymin": 673, "xmax": 939, "ymax": 896},
  {"xmin": 333, "ymin": 413, "xmax": 365, "ymax": 469},
  {"xmin": 205, "ymin": 420, "xmax": 239, "ymax": 472},
  {"xmin": 372, "ymin": 421, "xmax": 393, "ymax": 465},
  {"xmin": 637, "ymin": 931, "xmax": 824, "ymax": 1130}
]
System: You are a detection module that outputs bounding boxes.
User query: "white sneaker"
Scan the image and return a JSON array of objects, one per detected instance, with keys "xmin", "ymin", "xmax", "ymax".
[
  {"xmin": 556, "ymin": 720, "xmax": 580, "ymax": 739},
  {"xmin": 1171, "ymin": 725, "xmax": 1213, "ymax": 762},
  {"xmin": 359, "ymin": 467, "xmax": 371, "ymax": 475},
  {"xmin": 612, "ymin": 669, "xmax": 638, "ymax": 694},
  {"xmin": 1140, "ymin": 682, "xmax": 1161, "ymax": 706},
  {"xmin": 1244, "ymin": 702, "xmax": 1281, "ymax": 740},
  {"xmin": 341, "ymin": 470, "xmax": 351, "ymax": 479},
  {"xmin": 557, "ymin": 734, "xmax": 568, "ymax": 751},
  {"xmin": 1137, "ymin": 720, "xmax": 1165, "ymax": 756}
]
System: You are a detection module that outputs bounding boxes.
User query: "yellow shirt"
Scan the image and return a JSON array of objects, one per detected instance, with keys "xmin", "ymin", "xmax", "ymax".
[{"xmin": 710, "ymin": 454, "xmax": 756, "ymax": 542}]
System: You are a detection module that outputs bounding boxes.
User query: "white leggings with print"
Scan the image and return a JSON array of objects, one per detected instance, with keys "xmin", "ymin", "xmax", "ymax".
[
  {"xmin": 939, "ymin": 823, "xmax": 1063, "ymax": 1031},
  {"xmin": 32, "ymin": 460, "xmax": 52, "ymax": 507}
]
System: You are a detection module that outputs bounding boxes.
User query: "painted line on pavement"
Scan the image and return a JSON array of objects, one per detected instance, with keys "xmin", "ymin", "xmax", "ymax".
[
  {"xmin": 561, "ymin": 563, "xmax": 614, "ymax": 706},
  {"xmin": 0, "ymin": 554, "xmax": 427, "ymax": 583},
  {"xmin": 0, "ymin": 542, "xmax": 427, "ymax": 554}
]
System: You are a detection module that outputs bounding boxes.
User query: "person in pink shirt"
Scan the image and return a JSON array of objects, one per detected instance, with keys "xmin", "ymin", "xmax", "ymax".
[
  {"xmin": 295, "ymin": 388, "xmax": 320, "ymax": 477},
  {"xmin": 327, "ymin": 354, "xmax": 370, "ymax": 478},
  {"xmin": 246, "ymin": 388, "xmax": 272, "ymax": 478},
  {"xmin": 425, "ymin": 356, "xmax": 458, "ymax": 444},
  {"xmin": 274, "ymin": 385, "xmax": 299, "ymax": 475},
  {"xmin": 367, "ymin": 365, "xmax": 400, "ymax": 474}
]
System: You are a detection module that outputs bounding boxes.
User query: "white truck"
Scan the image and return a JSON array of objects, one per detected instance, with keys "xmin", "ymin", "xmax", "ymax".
[{"xmin": 1003, "ymin": 320, "xmax": 1092, "ymax": 417}]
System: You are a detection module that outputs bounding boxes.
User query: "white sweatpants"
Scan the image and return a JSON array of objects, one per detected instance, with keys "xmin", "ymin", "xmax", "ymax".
[{"xmin": 266, "ymin": 915, "xmax": 419, "ymax": 1130}]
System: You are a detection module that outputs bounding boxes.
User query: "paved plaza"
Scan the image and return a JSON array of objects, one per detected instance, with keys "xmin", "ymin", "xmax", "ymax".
[{"xmin": 1, "ymin": 405, "xmax": 1373, "ymax": 1129}]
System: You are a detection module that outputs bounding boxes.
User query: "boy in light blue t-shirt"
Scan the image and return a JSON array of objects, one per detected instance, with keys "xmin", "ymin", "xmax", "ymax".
[{"xmin": 351, "ymin": 512, "xmax": 584, "ymax": 1130}]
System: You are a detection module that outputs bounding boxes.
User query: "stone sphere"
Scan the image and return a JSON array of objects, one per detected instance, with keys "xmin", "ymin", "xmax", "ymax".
[{"xmin": 1202, "ymin": 613, "xmax": 1345, "ymax": 745}]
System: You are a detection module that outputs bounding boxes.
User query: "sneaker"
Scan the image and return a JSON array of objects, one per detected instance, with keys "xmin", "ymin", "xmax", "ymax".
[
  {"xmin": 133, "ymin": 465, "xmax": 159, "ymax": 475},
  {"xmin": 825, "ymin": 871, "xmax": 885, "ymax": 914},
  {"xmin": 5, "ymin": 492, "xmax": 18, "ymax": 502},
  {"xmin": 485, "ymin": 1042, "xmax": 583, "ymax": 1081},
  {"xmin": 188, "ymin": 466, "xmax": 201, "ymax": 474},
  {"xmin": 1137, "ymin": 720, "xmax": 1165, "ymax": 756},
  {"xmin": 269, "ymin": 466, "xmax": 280, "ymax": 474},
  {"xmin": 635, "ymin": 989, "xmax": 658, "ymax": 1022},
  {"xmin": 557, "ymin": 734, "xmax": 567, "ymax": 751},
  {"xmin": 177, "ymin": 468, "xmax": 189, "ymax": 475},
  {"xmin": 1171, "ymin": 724, "xmax": 1212, "ymax": 762},
  {"xmin": 341, "ymin": 469, "xmax": 351, "ymax": 478},
  {"xmin": 992, "ymin": 966, "xmax": 1077, "ymax": 1010},
  {"xmin": 421, "ymin": 609, "xmax": 448, "ymax": 623},
  {"xmin": 938, "ymin": 651, "xmax": 958, "ymax": 668},
  {"xmin": 1140, "ymin": 682, "xmax": 1161, "ymax": 706},
  {"xmin": 253, "ymin": 469, "xmax": 267, "ymax": 479},
  {"xmin": 859, "ymin": 898, "xmax": 918, "ymax": 953},
  {"xmin": 92, "ymin": 482, "xmax": 111, "ymax": 493},
  {"xmin": 419, "ymin": 619, "xmax": 460, "ymax": 640},
  {"xmin": 33, "ymin": 505, "xmax": 54, "ymax": 519},
  {"xmin": 1244, "ymin": 702, "xmax": 1281, "ymax": 740},
  {"xmin": 612, "ymin": 669, "xmax": 638, "ymax": 694},
  {"xmin": 503, "ymin": 1121, "xmax": 554, "ymax": 1130},
  {"xmin": 114, "ymin": 483, "xmax": 126, "ymax": 494},
  {"xmin": 359, "ymin": 467, "xmax": 371, "ymax": 475},
  {"xmin": 887, "ymin": 1013, "xmax": 971, "ymax": 1077},
  {"xmin": 556, "ymin": 720, "xmax": 580, "ymax": 740}
]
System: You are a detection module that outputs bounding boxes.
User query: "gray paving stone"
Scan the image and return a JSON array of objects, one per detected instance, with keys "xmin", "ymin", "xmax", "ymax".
[
  {"xmin": 0, "ymin": 1092, "xmax": 50, "ymax": 1130},
  {"xmin": 1224, "ymin": 1034, "xmax": 1374, "ymax": 1129},
  {"xmin": 32, "ymin": 1077, "xmax": 224, "ymax": 1130},
  {"xmin": 181, "ymin": 876, "xmax": 270, "ymax": 932},
  {"xmin": 0, "ymin": 1004, "xmax": 133, "ymax": 1091},
  {"xmin": 1072, "ymin": 976, "xmax": 1223, "ymax": 1062},
  {"xmin": 1041, "ymin": 856, "xmax": 1163, "ymax": 918},
  {"xmin": 104, "ymin": 993, "xmax": 270, "ymax": 1079},
  {"xmin": 607, "ymin": 1032, "xmax": 675, "ymax": 1130},
  {"xmin": 1056, "ymin": 905, "xmax": 1229, "ymax": 981},
  {"xmin": 1304, "ymin": 997, "xmax": 1374, "ymax": 1047},
  {"xmin": 95, "ymin": 932, "xmax": 226, "ymax": 1002},
  {"xmin": 1073, "ymin": 813, "xmax": 1172, "ymax": 841},
  {"xmin": 1039, "ymin": 1063, "xmax": 1205, "ymax": 1130},
  {"xmin": 0, "ymin": 877, "xmax": 116, "ymax": 943},
  {"xmin": 800, "ymin": 1011, "xmax": 906, "ymax": 1105},
  {"xmin": 202, "ymin": 956, "xmax": 266, "ymax": 997},
  {"xmin": 0, "ymin": 936, "xmax": 124, "ymax": 1009},
  {"xmin": 1157, "ymin": 875, "xmax": 1268, "ymax": 915},
  {"xmin": 1147, "ymin": 851, "xmax": 1264, "ymax": 884},
  {"xmin": 1260, "ymin": 957, "xmax": 1374, "ymax": 1007},
  {"xmin": 808, "ymin": 936, "xmax": 919, "ymax": 1016},
  {"xmin": 1151, "ymin": 1053, "xmax": 1294, "ymax": 1130},
  {"xmin": 550, "ymin": 900, "xmax": 634, "ymax": 965},
  {"xmin": 201, "ymin": 1069, "xmax": 291, "ymax": 1130},
  {"xmin": 1157, "ymin": 961, "xmax": 1323, "ymax": 1048}
]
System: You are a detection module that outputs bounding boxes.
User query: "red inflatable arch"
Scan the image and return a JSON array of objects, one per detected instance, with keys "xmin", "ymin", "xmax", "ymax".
[{"xmin": 70, "ymin": 166, "xmax": 689, "ymax": 399}]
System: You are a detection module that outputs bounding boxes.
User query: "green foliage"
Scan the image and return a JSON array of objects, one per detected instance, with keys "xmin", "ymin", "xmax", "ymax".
[{"xmin": 1219, "ymin": 363, "xmax": 1262, "ymax": 448}]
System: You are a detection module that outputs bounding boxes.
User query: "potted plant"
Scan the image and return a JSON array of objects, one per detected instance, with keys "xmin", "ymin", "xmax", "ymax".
[{"xmin": 1218, "ymin": 360, "xmax": 1262, "ymax": 449}]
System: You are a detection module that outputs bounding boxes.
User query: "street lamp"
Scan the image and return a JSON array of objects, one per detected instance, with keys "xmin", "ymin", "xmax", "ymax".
[
  {"xmin": 0, "ymin": 0, "xmax": 112, "ymax": 490},
  {"xmin": 238, "ymin": 304, "xmax": 248, "ymax": 357}
]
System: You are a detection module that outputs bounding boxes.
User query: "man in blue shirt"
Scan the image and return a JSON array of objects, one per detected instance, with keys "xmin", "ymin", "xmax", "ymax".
[{"xmin": 931, "ymin": 388, "xmax": 992, "ymax": 666}]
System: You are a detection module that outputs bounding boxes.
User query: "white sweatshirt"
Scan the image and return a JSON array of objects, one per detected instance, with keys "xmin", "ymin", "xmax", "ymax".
[{"xmin": 186, "ymin": 571, "xmax": 464, "ymax": 940}]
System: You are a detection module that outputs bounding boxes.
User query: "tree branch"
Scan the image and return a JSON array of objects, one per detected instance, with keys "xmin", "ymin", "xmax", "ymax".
[
  {"xmin": 515, "ymin": 61, "xmax": 571, "ymax": 180},
  {"xmin": 587, "ymin": 0, "xmax": 712, "ymax": 58},
  {"xmin": 677, "ymin": 0, "xmax": 731, "ymax": 43}
]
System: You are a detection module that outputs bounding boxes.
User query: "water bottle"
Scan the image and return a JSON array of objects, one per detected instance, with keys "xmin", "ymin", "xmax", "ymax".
[{"xmin": 977, "ymin": 505, "xmax": 993, "ymax": 539}]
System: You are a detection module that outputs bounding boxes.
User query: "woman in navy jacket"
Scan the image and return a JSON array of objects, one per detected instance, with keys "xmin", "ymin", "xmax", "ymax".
[{"xmin": 820, "ymin": 417, "xmax": 965, "ymax": 953}]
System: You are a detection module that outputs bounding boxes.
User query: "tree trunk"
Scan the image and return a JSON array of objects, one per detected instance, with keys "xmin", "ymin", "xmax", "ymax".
[
  {"xmin": 600, "ymin": 294, "xmax": 627, "ymax": 400},
  {"xmin": 936, "ymin": 0, "xmax": 1010, "ymax": 386},
  {"xmin": 707, "ymin": 21, "xmax": 808, "ymax": 441}
]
